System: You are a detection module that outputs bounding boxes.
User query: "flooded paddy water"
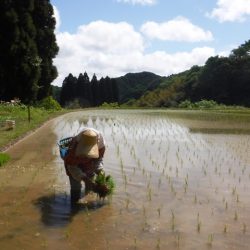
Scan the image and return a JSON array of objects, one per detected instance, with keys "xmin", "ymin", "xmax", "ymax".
[{"xmin": 1, "ymin": 109, "xmax": 250, "ymax": 249}]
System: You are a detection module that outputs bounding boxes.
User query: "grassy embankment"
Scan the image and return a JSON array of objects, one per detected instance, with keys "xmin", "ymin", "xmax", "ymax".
[{"xmin": 0, "ymin": 104, "xmax": 67, "ymax": 165}]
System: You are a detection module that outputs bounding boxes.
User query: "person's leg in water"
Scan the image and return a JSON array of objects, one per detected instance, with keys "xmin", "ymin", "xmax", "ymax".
[{"xmin": 69, "ymin": 174, "xmax": 82, "ymax": 204}]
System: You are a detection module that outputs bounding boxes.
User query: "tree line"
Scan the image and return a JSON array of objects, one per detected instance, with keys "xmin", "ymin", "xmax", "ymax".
[
  {"xmin": 0, "ymin": 0, "xmax": 58, "ymax": 104},
  {"xmin": 133, "ymin": 40, "xmax": 250, "ymax": 108},
  {"xmin": 59, "ymin": 72, "xmax": 119, "ymax": 107}
]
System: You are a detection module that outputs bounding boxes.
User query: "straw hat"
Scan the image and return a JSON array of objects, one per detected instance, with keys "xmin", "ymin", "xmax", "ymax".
[{"xmin": 75, "ymin": 129, "xmax": 99, "ymax": 158}]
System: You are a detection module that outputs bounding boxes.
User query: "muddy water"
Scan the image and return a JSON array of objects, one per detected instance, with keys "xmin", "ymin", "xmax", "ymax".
[{"xmin": 1, "ymin": 109, "xmax": 250, "ymax": 250}]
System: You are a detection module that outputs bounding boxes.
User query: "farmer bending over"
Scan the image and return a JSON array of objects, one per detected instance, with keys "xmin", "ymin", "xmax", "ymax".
[{"xmin": 64, "ymin": 128, "xmax": 105, "ymax": 203}]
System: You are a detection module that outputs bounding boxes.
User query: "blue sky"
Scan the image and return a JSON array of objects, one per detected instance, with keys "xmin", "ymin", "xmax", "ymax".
[{"xmin": 51, "ymin": 0, "xmax": 250, "ymax": 86}]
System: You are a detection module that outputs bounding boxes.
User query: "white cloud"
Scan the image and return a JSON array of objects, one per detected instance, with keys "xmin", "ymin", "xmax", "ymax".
[
  {"xmin": 207, "ymin": 0, "xmax": 250, "ymax": 22},
  {"xmin": 52, "ymin": 5, "xmax": 61, "ymax": 31},
  {"xmin": 141, "ymin": 47, "xmax": 215, "ymax": 75},
  {"xmin": 116, "ymin": 0, "xmax": 157, "ymax": 5},
  {"xmin": 52, "ymin": 18, "xmax": 215, "ymax": 86},
  {"xmin": 141, "ymin": 17, "xmax": 213, "ymax": 42}
]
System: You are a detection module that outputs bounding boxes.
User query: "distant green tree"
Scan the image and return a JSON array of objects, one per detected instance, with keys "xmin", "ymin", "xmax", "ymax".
[
  {"xmin": 90, "ymin": 74, "xmax": 98, "ymax": 106},
  {"xmin": 193, "ymin": 56, "xmax": 233, "ymax": 104},
  {"xmin": 97, "ymin": 77, "xmax": 108, "ymax": 106},
  {"xmin": 60, "ymin": 73, "xmax": 77, "ymax": 107},
  {"xmin": 76, "ymin": 73, "xmax": 85, "ymax": 104},
  {"xmin": 111, "ymin": 79, "xmax": 119, "ymax": 103},
  {"xmin": 76, "ymin": 73, "xmax": 92, "ymax": 107},
  {"xmin": 104, "ymin": 76, "xmax": 114, "ymax": 103}
]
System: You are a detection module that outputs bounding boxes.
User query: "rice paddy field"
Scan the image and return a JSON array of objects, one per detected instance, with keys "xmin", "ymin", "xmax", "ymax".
[{"xmin": 1, "ymin": 109, "xmax": 250, "ymax": 250}]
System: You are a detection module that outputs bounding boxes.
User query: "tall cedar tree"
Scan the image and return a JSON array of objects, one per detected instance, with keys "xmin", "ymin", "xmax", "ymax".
[
  {"xmin": 33, "ymin": 0, "xmax": 59, "ymax": 100},
  {"xmin": 91, "ymin": 74, "xmax": 98, "ymax": 106},
  {"xmin": 60, "ymin": 73, "xmax": 77, "ymax": 106},
  {"xmin": 76, "ymin": 73, "xmax": 92, "ymax": 107},
  {"xmin": 0, "ymin": 0, "xmax": 58, "ymax": 103}
]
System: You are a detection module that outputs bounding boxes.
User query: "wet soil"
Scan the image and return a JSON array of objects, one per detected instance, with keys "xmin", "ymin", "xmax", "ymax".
[{"xmin": 0, "ymin": 109, "xmax": 250, "ymax": 250}]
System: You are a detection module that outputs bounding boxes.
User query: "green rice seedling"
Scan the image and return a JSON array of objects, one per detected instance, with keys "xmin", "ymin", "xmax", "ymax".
[
  {"xmin": 158, "ymin": 178, "xmax": 162, "ymax": 188},
  {"xmin": 243, "ymin": 223, "xmax": 247, "ymax": 233},
  {"xmin": 194, "ymin": 194, "xmax": 197, "ymax": 204},
  {"xmin": 171, "ymin": 210, "xmax": 175, "ymax": 231},
  {"xmin": 232, "ymin": 186, "xmax": 236, "ymax": 195},
  {"xmin": 157, "ymin": 207, "xmax": 161, "ymax": 218},
  {"xmin": 207, "ymin": 234, "xmax": 214, "ymax": 246},
  {"xmin": 234, "ymin": 211, "xmax": 238, "ymax": 221},
  {"xmin": 156, "ymin": 238, "xmax": 161, "ymax": 249},
  {"xmin": 225, "ymin": 202, "xmax": 228, "ymax": 210},
  {"xmin": 175, "ymin": 233, "xmax": 180, "ymax": 248},
  {"xmin": 197, "ymin": 213, "xmax": 201, "ymax": 233},
  {"xmin": 134, "ymin": 236, "xmax": 137, "ymax": 249},
  {"xmin": 126, "ymin": 198, "xmax": 130, "ymax": 209},
  {"xmin": 94, "ymin": 172, "xmax": 115, "ymax": 198},
  {"xmin": 147, "ymin": 188, "xmax": 152, "ymax": 201},
  {"xmin": 143, "ymin": 205, "xmax": 146, "ymax": 218},
  {"xmin": 223, "ymin": 224, "xmax": 228, "ymax": 233}
]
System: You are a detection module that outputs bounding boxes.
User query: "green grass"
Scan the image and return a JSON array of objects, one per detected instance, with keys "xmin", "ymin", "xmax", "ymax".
[
  {"xmin": 0, "ymin": 152, "xmax": 10, "ymax": 166},
  {"xmin": 0, "ymin": 104, "xmax": 67, "ymax": 151}
]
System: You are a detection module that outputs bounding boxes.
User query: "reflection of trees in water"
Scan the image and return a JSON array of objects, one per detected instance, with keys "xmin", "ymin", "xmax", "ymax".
[{"xmin": 34, "ymin": 193, "xmax": 104, "ymax": 227}]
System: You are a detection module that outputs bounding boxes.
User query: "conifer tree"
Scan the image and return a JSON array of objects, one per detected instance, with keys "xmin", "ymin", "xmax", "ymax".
[
  {"xmin": 90, "ymin": 74, "xmax": 98, "ymax": 106},
  {"xmin": 33, "ymin": 0, "xmax": 59, "ymax": 100},
  {"xmin": 0, "ymin": 0, "xmax": 58, "ymax": 103},
  {"xmin": 60, "ymin": 73, "xmax": 77, "ymax": 106}
]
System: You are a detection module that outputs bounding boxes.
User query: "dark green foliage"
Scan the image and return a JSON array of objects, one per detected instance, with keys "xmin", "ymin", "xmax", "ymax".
[
  {"xmin": 0, "ymin": 153, "xmax": 10, "ymax": 167},
  {"xmin": 0, "ymin": 0, "xmax": 58, "ymax": 104},
  {"xmin": 51, "ymin": 85, "xmax": 61, "ymax": 102},
  {"xmin": 115, "ymin": 71, "xmax": 164, "ymax": 103},
  {"xmin": 37, "ymin": 96, "xmax": 61, "ymax": 110},
  {"xmin": 33, "ymin": 0, "xmax": 58, "ymax": 101},
  {"xmin": 94, "ymin": 171, "xmax": 115, "ymax": 198},
  {"xmin": 191, "ymin": 41, "xmax": 250, "ymax": 106},
  {"xmin": 60, "ymin": 74, "xmax": 77, "ymax": 107},
  {"xmin": 59, "ymin": 72, "xmax": 119, "ymax": 108},
  {"xmin": 179, "ymin": 100, "xmax": 219, "ymax": 109}
]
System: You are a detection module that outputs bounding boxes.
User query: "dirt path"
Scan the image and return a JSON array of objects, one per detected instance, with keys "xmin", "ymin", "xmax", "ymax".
[{"xmin": 0, "ymin": 118, "xmax": 63, "ymax": 249}]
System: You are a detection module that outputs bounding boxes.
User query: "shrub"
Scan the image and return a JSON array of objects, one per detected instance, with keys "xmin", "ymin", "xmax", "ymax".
[
  {"xmin": 0, "ymin": 153, "xmax": 10, "ymax": 167},
  {"xmin": 38, "ymin": 96, "xmax": 61, "ymax": 110},
  {"xmin": 178, "ymin": 99, "xmax": 220, "ymax": 109},
  {"xmin": 100, "ymin": 102, "xmax": 119, "ymax": 108},
  {"xmin": 178, "ymin": 100, "xmax": 193, "ymax": 108}
]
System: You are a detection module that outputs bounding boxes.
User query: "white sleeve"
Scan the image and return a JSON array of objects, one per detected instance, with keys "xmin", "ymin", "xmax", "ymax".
[{"xmin": 97, "ymin": 132, "xmax": 105, "ymax": 149}]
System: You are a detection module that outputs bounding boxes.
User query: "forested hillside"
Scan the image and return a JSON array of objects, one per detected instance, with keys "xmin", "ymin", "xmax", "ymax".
[
  {"xmin": 115, "ymin": 72, "xmax": 165, "ymax": 103},
  {"xmin": 131, "ymin": 40, "xmax": 250, "ymax": 107}
]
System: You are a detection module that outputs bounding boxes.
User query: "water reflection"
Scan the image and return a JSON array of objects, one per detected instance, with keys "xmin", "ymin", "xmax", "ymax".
[{"xmin": 34, "ymin": 193, "xmax": 105, "ymax": 228}]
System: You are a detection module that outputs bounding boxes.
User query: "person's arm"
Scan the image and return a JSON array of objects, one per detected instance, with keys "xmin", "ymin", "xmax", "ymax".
[{"xmin": 93, "ymin": 146, "xmax": 105, "ymax": 172}]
